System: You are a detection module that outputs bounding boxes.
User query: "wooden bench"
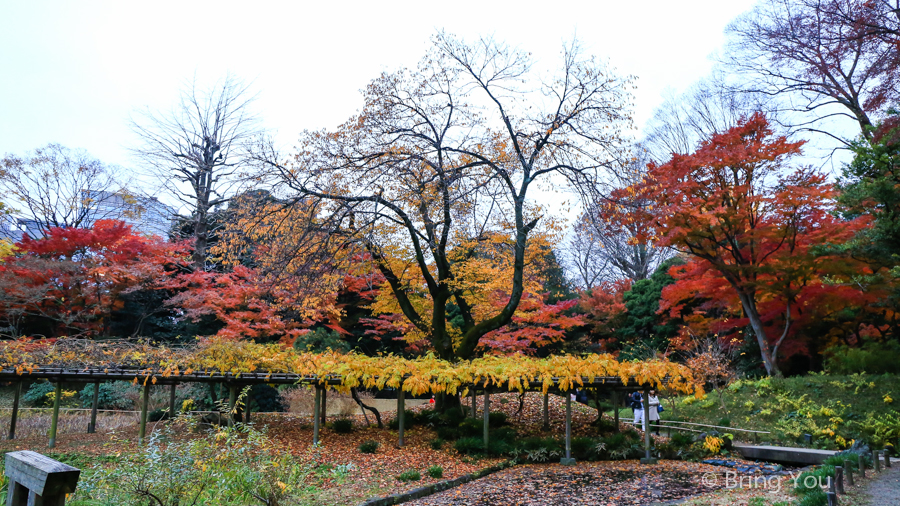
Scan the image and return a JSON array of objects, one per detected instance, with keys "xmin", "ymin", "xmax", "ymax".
[{"xmin": 4, "ymin": 451, "xmax": 80, "ymax": 506}]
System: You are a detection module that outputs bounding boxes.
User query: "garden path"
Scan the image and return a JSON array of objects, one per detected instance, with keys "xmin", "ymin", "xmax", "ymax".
[{"xmin": 860, "ymin": 464, "xmax": 900, "ymax": 506}]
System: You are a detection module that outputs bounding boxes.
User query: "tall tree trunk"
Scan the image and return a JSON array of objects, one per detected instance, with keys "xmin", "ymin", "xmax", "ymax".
[{"xmin": 736, "ymin": 290, "xmax": 781, "ymax": 377}]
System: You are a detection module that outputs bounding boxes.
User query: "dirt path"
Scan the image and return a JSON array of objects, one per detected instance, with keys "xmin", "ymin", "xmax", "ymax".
[{"xmin": 860, "ymin": 464, "xmax": 900, "ymax": 506}]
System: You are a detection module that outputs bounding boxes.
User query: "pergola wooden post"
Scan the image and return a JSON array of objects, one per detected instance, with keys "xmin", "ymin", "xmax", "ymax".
[
  {"xmin": 138, "ymin": 381, "xmax": 150, "ymax": 445},
  {"xmin": 169, "ymin": 383, "xmax": 177, "ymax": 418},
  {"xmin": 560, "ymin": 392, "xmax": 576, "ymax": 465},
  {"xmin": 8, "ymin": 381, "xmax": 21, "ymax": 440},
  {"xmin": 640, "ymin": 388, "xmax": 657, "ymax": 464},
  {"xmin": 470, "ymin": 388, "xmax": 477, "ymax": 418},
  {"xmin": 542, "ymin": 391, "xmax": 549, "ymax": 430},
  {"xmin": 87, "ymin": 381, "xmax": 100, "ymax": 433},
  {"xmin": 613, "ymin": 390, "xmax": 620, "ymax": 432},
  {"xmin": 48, "ymin": 381, "xmax": 62, "ymax": 448},
  {"xmin": 482, "ymin": 390, "xmax": 490, "ymax": 450},
  {"xmin": 320, "ymin": 388, "xmax": 328, "ymax": 426},
  {"xmin": 397, "ymin": 387, "xmax": 406, "ymax": 448},
  {"xmin": 244, "ymin": 390, "xmax": 252, "ymax": 423},
  {"xmin": 228, "ymin": 385, "xmax": 238, "ymax": 427},
  {"xmin": 312, "ymin": 386, "xmax": 321, "ymax": 445}
]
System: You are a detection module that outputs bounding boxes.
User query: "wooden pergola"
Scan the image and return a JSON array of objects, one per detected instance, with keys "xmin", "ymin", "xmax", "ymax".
[{"xmin": 0, "ymin": 367, "xmax": 667, "ymax": 465}]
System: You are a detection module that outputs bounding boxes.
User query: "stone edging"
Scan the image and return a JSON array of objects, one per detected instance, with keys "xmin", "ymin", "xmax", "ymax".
[{"xmin": 357, "ymin": 460, "xmax": 515, "ymax": 506}]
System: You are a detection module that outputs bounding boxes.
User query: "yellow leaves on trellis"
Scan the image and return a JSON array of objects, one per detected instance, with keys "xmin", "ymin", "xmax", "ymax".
[{"xmin": 0, "ymin": 338, "xmax": 701, "ymax": 396}]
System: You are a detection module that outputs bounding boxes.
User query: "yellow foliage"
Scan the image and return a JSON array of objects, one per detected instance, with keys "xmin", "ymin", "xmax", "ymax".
[{"xmin": 0, "ymin": 337, "xmax": 702, "ymax": 397}]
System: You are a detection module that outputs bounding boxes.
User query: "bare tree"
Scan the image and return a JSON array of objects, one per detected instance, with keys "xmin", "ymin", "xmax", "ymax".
[
  {"xmin": 724, "ymin": 0, "xmax": 898, "ymax": 145},
  {"xmin": 0, "ymin": 143, "xmax": 131, "ymax": 235},
  {"xmin": 131, "ymin": 74, "xmax": 262, "ymax": 270},
  {"xmin": 643, "ymin": 74, "xmax": 766, "ymax": 162}
]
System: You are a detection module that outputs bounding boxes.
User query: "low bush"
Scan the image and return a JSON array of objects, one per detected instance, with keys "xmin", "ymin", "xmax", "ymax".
[
  {"xmin": 358, "ymin": 440, "xmax": 379, "ymax": 454},
  {"xmin": 429, "ymin": 438, "xmax": 444, "ymax": 450},
  {"xmin": 435, "ymin": 426, "xmax": 460, "ymax": 440},
  {"xmin": 427, "ymin": 465, "xmax": 443, "ymax": 479},
  {"xmin": 488, "ymin": 412, "xmax": 507, "ymax": 427},
  {"xmin": 458, "ymin": 418, "xmax": 481, "ymax": 437},
  {"xmin": 23, "ymin": 381, "xmax": 56, "ymax": 407},
  {"xmin": 825, "ymin": 342, "xmax": 900, "ymax": 375},
  {"xmin": 454, "ymin": 437, "xmax": 483, "ymax": 455},
  {"xmin": 79, "ymin": 382, "xmax": 140, "ymax": 410},
  {"xmin": 330, "ymin": 418, "xmax": 354, "ymax": 433},
  {"xmin": 397, "ymin": 470, "xmax": 421, "ymax": 482},
  {"xmin": 387, "ymin": 409, "xmax": 418, "ymax": 430}
]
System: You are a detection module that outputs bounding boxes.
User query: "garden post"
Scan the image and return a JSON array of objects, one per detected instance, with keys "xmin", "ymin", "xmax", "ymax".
[
  {"xmin": 640, "ymin": 389, "xmax": 656, "ymax": 464},
  {"xmin": 88, "ymin": 380, "xmax": 100, "ymax": 433},
  {"xmin": 826, "ymin": 490, "xmax": 837, "ymax": 506},
  {"xmin": 471, "ymin": 388, "xmax": 477, "ymax": 419},
  {"xmin": 312, "ymin": 386, "xmax": 321, "ymax": 445},
  {"xmin": 542, "ymin": 391, "xmax": 549, "ymax": 431},
  {"xmin": 397, "ymin": 387, "xmax": 405, "ymax": 448},
  {"xmin": 483, "ymin": 390, "xmax": 490, "ymax": 451},
  {"xmin": 613, "ymin": 390, "xmax": 619, "ymax": 432},
  {"xmin": 169, "ymin": 383, "xmax": 177, "ymax": 418},
  {"xmin": 321, "ymin": 387, "xmax": 328, "ymax": 426},
  {"xmin": 844, "ymin": 460, "xmax": 854, "ymax": 487},
  {"xmin": 828, "ymin": 475, "xmax": 835, "ymax": 496},
  {"xmin": 138, "ymin": 381, "xmax": 150, "ymax": 445},
  {"xmin": 560, "ymin": 392, "xmax": 575, "ymax": 465},
  {"xmin": 835, "ymin": 466, "xmax": 844, "ymax": 494},
  {"xmin": 884, "ymin": 450, "xmax": 891, "ymax": 468},
  {"xmin": 244, "ymin": 390, "xmax": 252, "ymax": 423},
  {"xmin": 874, "ymin": 450, "xmax": 881, "ymax": 473},
  {"xmin": 858, "ymin": 454, "xmax": 866, "ymax": 479},
  {"xmin": 48, "ymin": 381, "xmax": 62, "ymax": 449},
  {"xmin": 228, "ymin": 384, "xmax": 238, "ymax": 426},
  {"xmin": 8, "ymin": 381, "xmax": 21, "ymax": 440}
]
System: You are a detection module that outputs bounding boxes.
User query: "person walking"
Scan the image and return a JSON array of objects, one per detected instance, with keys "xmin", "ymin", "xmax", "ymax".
[
  {"xmin": 631, "ymin": 391, "xmax": 644, "ymax": 429},
  {"xmin": 648, "ymin": 390, "xmax": 661, "ymax": 434}
]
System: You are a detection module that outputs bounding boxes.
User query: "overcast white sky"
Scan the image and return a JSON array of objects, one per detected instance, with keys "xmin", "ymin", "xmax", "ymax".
[{"xmin": 1, "ymin": 0, "xmax": 759, "ymax": 172}]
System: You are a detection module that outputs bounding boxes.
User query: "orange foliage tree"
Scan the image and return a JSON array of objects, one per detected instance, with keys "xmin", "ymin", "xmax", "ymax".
[
  {"xmin": 602, "ymin": 113, "xmax": 871, "ymax": 376},
  {"xmin": 251, "ymin": 35, "xmax": 633, "ymax": 365}
]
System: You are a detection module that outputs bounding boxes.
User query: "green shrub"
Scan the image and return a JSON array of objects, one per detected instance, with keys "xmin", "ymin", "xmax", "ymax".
[
  {"xmin": 570, "ymin": 437, "xmax": 596, "ymax": 460},
  {"xmin": 387, "ymin": 409, "xmax": 417, "ymax": 430},
  {"xmin": 397, "ymin": 470, "xmax": 421, "ymax": 482},
  {"xmin": 436, "ymin": 426, "xmax": 460, "ymax": 440},
  {"xmin": 79, "ymin": 382, "xmax": 139, "ymax": 410},
  {"xmin": 488, "ymin": 412, "xmax": 507, "ymax": 427},
  {"xmin": 825, "ymin": 342, "xmax": 900, "ymax": 375},
  {"xmin": 458, "ymin": 418, "xmax": 481, "ymax": 437},
  {"xmin": 454, "ymin": 437, "xmax": 484, "ymax": 455},
  {"xmin": 670, "ymin": 432, "xmax": 695, "ymax": 449},
  {"xmin": 24, "ymin": 381, "xmax": 56, "ymax": 407},
  {"xmin": 491, "ymin": 426, "xmax": 518, "ymax": 443},
  {"xmin": 427, "ymin": 465, "xmax": 443, "ymax": 479},
  {"xmin": 718, "ymin": 418, "xmax": 732, "ymax": 427},
  {"xmin": 441, "ymin": 407, "xmax": 465, "ymax": 427},
  {"xmin": 330, "ymin": 418, "xmax": 354, "ymax": 433},
  {"xmin": 149, "ymin": 408, "xmax": 171, "ymax": 422},
  {"xmin": 358, "ymin": 440, "xmax": 379, "ymax": 454}
]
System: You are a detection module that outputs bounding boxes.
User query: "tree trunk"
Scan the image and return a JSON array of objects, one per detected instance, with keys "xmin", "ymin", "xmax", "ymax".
[
  {"xmin": 736, "ymin": 290, "xmax": 781, "ymax": 376},
  {"xmin": 351, "ymin": 388, "xmax": 383, "ymax": 428}
]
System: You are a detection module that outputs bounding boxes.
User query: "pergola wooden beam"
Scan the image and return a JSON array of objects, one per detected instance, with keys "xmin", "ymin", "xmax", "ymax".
[{"xmin": 3, "ymin": 368, "xmax": 673, "ymax": 451}]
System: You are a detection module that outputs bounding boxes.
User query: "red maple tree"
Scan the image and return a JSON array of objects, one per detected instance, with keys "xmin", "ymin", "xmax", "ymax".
[{"xmin": 603, "ymin": 113, "xmax": 870, "ymax": 376}]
